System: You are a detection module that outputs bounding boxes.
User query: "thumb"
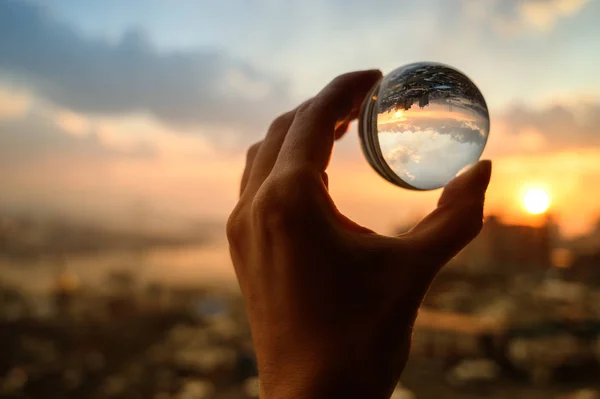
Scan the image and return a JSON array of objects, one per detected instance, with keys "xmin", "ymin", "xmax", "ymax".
[{"xmin": 408, "ymin": 160, "xmax": 492, "ymax": 264}]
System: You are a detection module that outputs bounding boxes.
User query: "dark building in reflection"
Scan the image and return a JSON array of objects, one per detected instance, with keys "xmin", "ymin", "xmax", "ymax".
[{"xmin": 419, "ymin": 91, "xmax": 430, "ymax": 108}]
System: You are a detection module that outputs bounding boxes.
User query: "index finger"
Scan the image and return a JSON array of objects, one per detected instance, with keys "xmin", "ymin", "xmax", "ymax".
[{"xmin": 276, "ymin": 70, "xmax": 382, "ymax": 172}]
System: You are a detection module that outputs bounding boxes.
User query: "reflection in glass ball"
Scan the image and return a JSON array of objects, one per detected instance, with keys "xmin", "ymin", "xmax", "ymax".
[{"xmin": 359, "ymin": 62, "xmax": 490, "ymax": 190}]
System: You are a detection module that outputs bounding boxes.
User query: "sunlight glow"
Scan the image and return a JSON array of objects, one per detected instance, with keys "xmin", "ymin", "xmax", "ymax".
[{"xmin": 523, "ymin": 188, "xmax": 551, "ymax": 214}]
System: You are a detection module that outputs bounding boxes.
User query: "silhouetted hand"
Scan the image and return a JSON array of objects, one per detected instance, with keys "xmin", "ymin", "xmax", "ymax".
[{"xmin": 227, "ymin": 70, "xmax": 491, "ymax": 399}]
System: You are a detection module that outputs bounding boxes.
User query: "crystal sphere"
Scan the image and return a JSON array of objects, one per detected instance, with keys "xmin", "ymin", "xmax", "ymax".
[{"xmin": 359, "ymin": 62, "xmax": 490, "ymax": 190}]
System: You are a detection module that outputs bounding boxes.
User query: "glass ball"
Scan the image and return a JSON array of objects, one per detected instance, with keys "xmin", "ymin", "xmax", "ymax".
[{"xmin": 359, "ymin": 62, "xmax": 490, "ymax": 190}]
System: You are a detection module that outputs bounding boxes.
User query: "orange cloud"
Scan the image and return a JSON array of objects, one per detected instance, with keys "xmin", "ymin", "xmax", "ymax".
[
  {"xmin": 0, "ymin": 88, "xmax": 31, "ymax": 120},
  {"xmin": 518, "ymin": 0, "xmax": 591, "ymax": 31},
  {"xmin": 94, "ymin": 113, "xmax": 218, "ymax": 159},
  {"xmin": 54, "ymin": 109, "xmax": 89, "ymax": 137},
  {"xmin": 463, "ymin": 0, "xmax": 592, "ymax": 36}
]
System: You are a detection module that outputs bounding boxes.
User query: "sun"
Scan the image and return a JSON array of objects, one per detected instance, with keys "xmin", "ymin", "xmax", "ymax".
[
  {"xmin": 394, "ymin": 109, "xmax": 404, "ymax": 119},
  {"xmin": 523, "ymin": 188, "xmax": 550, "ymax": 215}
]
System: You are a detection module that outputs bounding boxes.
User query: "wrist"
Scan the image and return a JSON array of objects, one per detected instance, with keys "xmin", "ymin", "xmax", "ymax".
[{"xmin": 256, "ymin": 355, "xmax": 398, "ymax": 399}]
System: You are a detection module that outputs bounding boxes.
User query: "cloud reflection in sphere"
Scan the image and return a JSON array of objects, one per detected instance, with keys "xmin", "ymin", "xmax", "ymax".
[{"xmin": 359, "ymin": 62, "xmax": 490, "ymax": 190}]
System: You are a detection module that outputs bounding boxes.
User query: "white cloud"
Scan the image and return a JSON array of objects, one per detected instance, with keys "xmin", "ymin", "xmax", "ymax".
[
  {"xmin": 518, "ymin": 0, "xmax": 592, "ymax": 31},
  {"xmin": 379, "ymin": 128, "xmax": 482, "ymax": 190},
  {"xmin": 462, "ymin": 0, "xmax": 592, "ymax": 35}
]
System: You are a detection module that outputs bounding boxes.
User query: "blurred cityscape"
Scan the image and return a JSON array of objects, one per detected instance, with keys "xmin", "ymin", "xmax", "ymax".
[{"xmin": 2, "ymin": 211, "xmax": 600, "ymax": 398}]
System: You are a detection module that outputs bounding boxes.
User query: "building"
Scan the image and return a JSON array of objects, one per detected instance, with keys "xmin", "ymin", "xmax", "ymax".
[
  {"xmin": 452, "ymin": 215, "xmax": 554, "ymax": 276},
  {"xmin": 418, "ymin": 91, "xmax": 429, "ymax": 108}
]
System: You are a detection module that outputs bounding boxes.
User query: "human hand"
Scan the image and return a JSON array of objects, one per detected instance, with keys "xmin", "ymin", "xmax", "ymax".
[{"xmin": 227, "ymin": 70, "xmax": 491, "ymax": 399}]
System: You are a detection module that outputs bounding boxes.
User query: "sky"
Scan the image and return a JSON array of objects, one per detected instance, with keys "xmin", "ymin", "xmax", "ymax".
[{"xmin": 1, "ymin": 0, "xmax": 600, "ymax": 239}]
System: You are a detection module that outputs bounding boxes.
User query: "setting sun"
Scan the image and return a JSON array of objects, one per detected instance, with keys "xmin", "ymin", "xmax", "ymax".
[
  {"xmin": 394, "ymin": 109, "xmax": 404, "ymax": 119},
  {"xmin": 523, "ymin": 188, "xmax": 551, "ymax": 215}
]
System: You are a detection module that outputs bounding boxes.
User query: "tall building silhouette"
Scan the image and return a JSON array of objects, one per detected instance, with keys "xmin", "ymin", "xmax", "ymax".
[{"xmin": 453, "ymin": 215, "xmax": 552, "ymax": 275}]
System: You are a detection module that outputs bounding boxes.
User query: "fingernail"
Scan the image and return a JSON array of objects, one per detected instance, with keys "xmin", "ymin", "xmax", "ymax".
[
  {"xmin": 439, "ymin": 160, "xmax": 492, "ymax": 206},
  {"xmin": 468, "ymin": 160, "xmax": 491, "ymax": 183},
  {"xmin": 460, "ymin": 160, "xmax": 491, "ymax": 183},
  {"xmin": 362, "ymin": 68, "xmax": 383, "ymax": 76}
]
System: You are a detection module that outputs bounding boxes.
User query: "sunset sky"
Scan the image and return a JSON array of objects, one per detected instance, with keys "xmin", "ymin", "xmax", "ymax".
[{"xmin": 1, "ymin": 0, "xmax": 600, "ymax": 238}]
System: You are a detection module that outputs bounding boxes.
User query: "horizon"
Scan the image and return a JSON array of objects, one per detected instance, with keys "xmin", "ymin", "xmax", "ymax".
[{"xmin": 1, "ymin": 0, "xmax": 600, "ymax": 248}]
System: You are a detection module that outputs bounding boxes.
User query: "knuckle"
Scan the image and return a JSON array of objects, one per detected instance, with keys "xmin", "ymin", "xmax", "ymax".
[
  {"xmin": 250, "ymin": 184, "xmax": 289, "ymax": 230},
  {"xmin": 268, "ymin": 110, "xmax": 295, "ymax": 133},
  {"xmin": 295, "ymin": 101, "xmax": 313, "ymax": 118},
  {"xmin": 278, "ymin": 168, "xmax": 320, "ymax": 199},
  {"xmin": 246, "ymin": 142, "xmax": 261, "ymax": 160},
  {"xmin": 226, "ymin": 204, "xmax": 248, "ymax": 243},
  {"xmin": 250, "ymin": 169, "xmax": 319, "ymax": 230}
]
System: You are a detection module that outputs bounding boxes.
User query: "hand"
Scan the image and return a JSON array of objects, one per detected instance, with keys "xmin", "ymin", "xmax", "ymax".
[{"xmin": 227, "ymin": 70, "xmax": 491, "ymax": 399}]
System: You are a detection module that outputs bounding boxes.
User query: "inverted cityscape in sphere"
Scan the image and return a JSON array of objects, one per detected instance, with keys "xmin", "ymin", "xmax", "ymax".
[{"xmin": 363, "ymin": 62, "xmax": 490, "ymax": 190}]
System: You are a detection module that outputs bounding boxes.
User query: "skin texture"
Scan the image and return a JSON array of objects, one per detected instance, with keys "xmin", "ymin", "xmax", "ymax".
[{"xmin": 226, "ymin": 70, "xmax": 492, "ymax": 399}]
